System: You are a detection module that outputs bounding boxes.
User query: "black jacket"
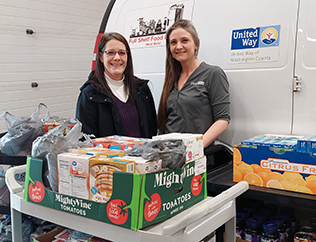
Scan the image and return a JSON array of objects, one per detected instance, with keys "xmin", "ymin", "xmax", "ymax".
[{"xmin": 76, "ymin": 71, "xmax": 157, "ymax": 138}]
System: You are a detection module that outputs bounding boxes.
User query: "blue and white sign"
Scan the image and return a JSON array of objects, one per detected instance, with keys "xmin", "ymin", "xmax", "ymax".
[{"xmin": 229, "ymin": 25, "xmax": 280, "ymax": 63}]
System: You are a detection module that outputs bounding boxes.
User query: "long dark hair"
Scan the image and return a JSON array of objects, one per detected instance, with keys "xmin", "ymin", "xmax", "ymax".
[
  {"xmin": 157, "ymin": 19, "xmax": 200, "ymax": 133},
  {"xmin": 91, "ymin": 32, "xmax": 136, "ymax": 99}
]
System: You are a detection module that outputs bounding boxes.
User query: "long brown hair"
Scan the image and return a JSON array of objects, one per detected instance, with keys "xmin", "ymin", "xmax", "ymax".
[
  {"xmin": 157, "ymin": 19, "xmax": 200, "ymax": 133},
  {"xmin": 91, "ymin": 32, "xmax": 136, "ymax": 99}
]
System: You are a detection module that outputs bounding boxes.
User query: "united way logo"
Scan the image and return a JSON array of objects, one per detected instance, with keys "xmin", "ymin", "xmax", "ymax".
[
  {"xmin": 231, "ymin": 25, "xmax": 280, "ymax": 50},
  {"xmin": 260, "ymin": 27, "xmax": 278, "ymax": 45}
]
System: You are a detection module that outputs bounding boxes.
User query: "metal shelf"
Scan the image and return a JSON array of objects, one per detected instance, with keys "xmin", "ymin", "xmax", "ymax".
[{"xmin": 6, "ymin": 164, "xmax": 248, "ymax": 242}]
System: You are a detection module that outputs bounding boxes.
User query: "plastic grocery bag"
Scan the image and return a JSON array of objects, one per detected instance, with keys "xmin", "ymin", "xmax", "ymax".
[
  {"xmin": 0, "ymin": 166, "xmax": 9, "ymax": 206},
  {"xmin": 126, "ymin": 139, "xmax": 186, "ymax": 169},
  {"xmin": 32, "ymin": 117, "xmax": 82, "ymax": 192},
  {"xmin": 0, "ymin": 103, "xmax": 49, "ymax": 156}
]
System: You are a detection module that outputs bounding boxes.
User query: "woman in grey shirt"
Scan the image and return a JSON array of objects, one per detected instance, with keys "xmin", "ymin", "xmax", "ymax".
[{"xmin": 158, "ymin": 19, "xmax": 230, "ymax": 167}]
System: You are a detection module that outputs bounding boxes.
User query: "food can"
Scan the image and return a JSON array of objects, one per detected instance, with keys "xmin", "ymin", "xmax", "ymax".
[
  {"xmin": 294, "ymin": 232, "xmax": 313, "ymax": 242},
  {"xmin": 300, "ymin": 226, "xmax": 316, "ymax": 237}
]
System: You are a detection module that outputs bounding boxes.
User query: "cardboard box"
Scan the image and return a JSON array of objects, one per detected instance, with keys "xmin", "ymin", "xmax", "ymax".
[
  {"xmin": 92, "ymin": 135, "xmax": 149, "ymax": 150},
  {"xmin": 240, "ymin": 134, "xmax": 302, "ymax": 152},
  {"xmin": 233, "ymin": 143, "xmax": 316, "ymax": 195},
  {"xmin": 33, "ymin": 226, "xmax": 66, "ymax": 242},
  {"xmin": 25, "ymin": 156, "xmax": 207, "ymax": 230},
  {"xmin": 89, "ymin": 157, "xmax": 135, "ymax": 203},
  {"xmin": 68, "ymin": 147, "xmax": 125, "ymax": 158},
  {"xmin": 113, "ymin": 156, "xmax": 162, "ymax": 174}
]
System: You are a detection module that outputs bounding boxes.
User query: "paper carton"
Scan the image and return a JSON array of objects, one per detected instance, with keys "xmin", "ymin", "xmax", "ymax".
[
  {"xmin": 33, "ymin": 227, "xmax": 66, "ymax": 242},
  {"xmin": 57, "ymin": 153, "xmax": 92, "ymax": 199},
  {"xmin": 92, "ymin": 135, "xmax": 149, "ymax": 150},
  {"xmin": 68, "ymin": 147, "xmax": 125, "ymax": 158},
  {"xmin": 113, "ymin": 156, "xmax": 162, "ymax": 174},
  {"xmin": 89, "ymin": 157, "xmax": 135, "ymax": 203}
]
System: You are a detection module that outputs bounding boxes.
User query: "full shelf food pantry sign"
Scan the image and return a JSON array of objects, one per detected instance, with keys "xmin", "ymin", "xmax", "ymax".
[
  {"xmin": 124, "ymin": 1, "xmax": 194, "ymax": 49},
  {"xmin": 229, "ymin": 25, "xmax": 280, "ymax": 64}
]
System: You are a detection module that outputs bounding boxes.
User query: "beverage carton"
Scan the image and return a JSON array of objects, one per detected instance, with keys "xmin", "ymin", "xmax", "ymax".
[{"xmin": 57, "ymin": 153, "xmax": 92, "ymax": 199}]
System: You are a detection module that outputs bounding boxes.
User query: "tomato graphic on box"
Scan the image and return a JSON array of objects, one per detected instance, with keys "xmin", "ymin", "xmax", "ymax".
[
  {"xmin": 106, "ymin": 199, "xmax": 129, "ymax": 225},
  {"xmin": 191, "ymin": 174, "xmax": 203, "ymax": 196},
  {"xmin": 144, "ymin": 193, "xmax": 161, "ymax": 222},
  {"xmin": 28, "ymin": 180, "xmax": 45, "ymax": 203}
]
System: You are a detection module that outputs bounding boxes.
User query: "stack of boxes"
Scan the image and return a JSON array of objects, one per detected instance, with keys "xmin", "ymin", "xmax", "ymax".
[
  {"xmin": 24, "ymin": 133, "xmax": 207, "ymax": 230},
  {"xmin": 234, "ymin": 133, "xmax": 316, "ymax": 195}
]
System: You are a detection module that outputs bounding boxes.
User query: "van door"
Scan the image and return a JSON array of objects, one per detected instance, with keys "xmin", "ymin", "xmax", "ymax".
[
  {"xmin": 192, "ymin": 0, "xmax": 300, "ymax": 145},
  {"xmin": 98, "ymin": 0, "xmax": 300, "ymax": 146},
  {"xmin": 292, "ymin": 0, "xmax": 316, "ymax": 135}
]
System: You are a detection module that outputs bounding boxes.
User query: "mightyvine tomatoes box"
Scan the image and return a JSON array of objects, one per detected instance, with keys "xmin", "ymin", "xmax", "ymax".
[
  {"xmin": 24, "ymin": 156, "xmax": 207, "ymax": 230},
  {"xmin": 233, "ymin": 144, "xmax": 316, "ymax": 195}
]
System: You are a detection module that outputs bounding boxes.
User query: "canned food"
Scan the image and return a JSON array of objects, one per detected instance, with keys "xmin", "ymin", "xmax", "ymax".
[
  {"xmin": 300, "ymin": 226, "xmax": 316, "ymax": 237},
  {"xmin": 294, "ymin": 232, "xmax": 313, "ymax": 242}
]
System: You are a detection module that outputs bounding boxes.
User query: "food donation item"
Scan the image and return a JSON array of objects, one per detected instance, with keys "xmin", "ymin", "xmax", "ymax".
[{"xmin": 89, "ymin": 157, "xmax": 135, "ymax": 203}]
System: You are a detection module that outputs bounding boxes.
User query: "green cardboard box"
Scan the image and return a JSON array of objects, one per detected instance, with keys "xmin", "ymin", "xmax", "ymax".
[{"xmin": 24, "ymin": 156, "xmax": 207, "ymax": 230}]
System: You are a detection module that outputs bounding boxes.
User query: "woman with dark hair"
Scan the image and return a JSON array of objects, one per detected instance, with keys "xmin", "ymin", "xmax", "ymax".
[
  {"xmin": 158, "ymin": 19, "xmax": 230, "ymax": 167},
  {"xmin": 76, "ymin": 32, "xmax": 157, "ymax": 138}
]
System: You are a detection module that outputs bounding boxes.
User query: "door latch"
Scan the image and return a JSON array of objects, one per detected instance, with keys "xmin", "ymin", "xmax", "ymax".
[{"xmin": 293, "ymin": 76, "xmax": 302, "ymax": 92}]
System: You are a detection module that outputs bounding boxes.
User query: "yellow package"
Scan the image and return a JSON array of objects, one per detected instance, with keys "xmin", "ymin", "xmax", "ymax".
[{"xmin": 89, "ymin": 157, "xmax": 135, "ymax": 203}]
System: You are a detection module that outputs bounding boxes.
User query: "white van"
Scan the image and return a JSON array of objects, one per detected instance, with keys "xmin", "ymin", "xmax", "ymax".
[{"xmin": 92, "ymin": 0, "xmax": 316, "ymax": 148}]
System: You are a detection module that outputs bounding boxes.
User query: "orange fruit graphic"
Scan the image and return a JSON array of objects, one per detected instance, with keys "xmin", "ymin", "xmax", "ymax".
[
  {"xmin": 238, "ymin": 163, "xmax": 254, "ymax": 178},
  {"xmin": 244, "ymin": 173, "xmax": 263, "ymax": 186},
  {"xmin": 290, "ymin": 177, "xmax": 306, "ymax": 187},
  {"xmin": 250, "ymin": 164, "xmax": 265, "ymax": 174},
  {"xmin": 292, "ymin": 186, "xmax": 313, "ymax": 194},
  {"xmin": 283, "ymin": 172, "xmax": 303, "ymax": 181},
  {"xmin": 268, "ymin": 172, "xmax": 285, "ymax": 182},
  {"xmin": 306, "ymin": 175, "xmax": 316, "ymax": 182},
  {"xmin": 233, "ymin": 169, "xmax": 243, "ymax": 183},
  {"xmin": 233, "ymin": 148, "xmax": 242, "ymax": 165},
  {"xmin": 266, "ymin": 180, "xmax": 283, "ymax": 189},
  {"xmin": 280, "ymin": 180, "xmax": 295, "ymax": 191},
  {"xmin": 258, "ymin": 171, "xmax": 272, "ymax": 186},
  {"xmin": 238, "ymin": 163, "xmax": 253, "ymax": 172},
  {"xmin": 306, "ymin": 179, "xmax": 316, "ymax": 194},
  {"xmin": 237, "ymin": 161, "xmax": 246, "ymax": 167}
]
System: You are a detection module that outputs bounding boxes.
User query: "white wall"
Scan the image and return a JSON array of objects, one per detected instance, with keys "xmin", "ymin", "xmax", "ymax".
[{"xmin": 0, "ymin": 0, "xmax": 110, "ymax": 132}]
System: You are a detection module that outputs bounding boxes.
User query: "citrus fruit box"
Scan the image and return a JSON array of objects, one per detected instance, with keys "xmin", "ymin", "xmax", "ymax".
[
  {"xmin": 233, "ymin": 143, "xmax": 316, "ymax": 195},
  {"xmin": 24, "ymin": 156, "xmax": 207, "ymax": 230}
]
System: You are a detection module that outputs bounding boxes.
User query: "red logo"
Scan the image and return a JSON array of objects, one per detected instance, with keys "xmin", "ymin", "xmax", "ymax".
[
  {"xmin": 106, "ymin": 199, "xmax": 128, "ymax": 225},
  {"xmin": 144, "ymin": 193, "xmax": 161, "ymax": 222},
  {"xmin": 191, "ymin": 175, "xmax": 203, "ymax": 196},
  {"xmin": 28, "ymin": 181, "xmax": 45, "ymax": 203}
]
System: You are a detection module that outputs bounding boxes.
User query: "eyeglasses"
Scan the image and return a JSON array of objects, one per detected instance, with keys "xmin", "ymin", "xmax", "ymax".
[{"xmin": 102, "ymin": 50, "xmax": 128, "ymax": 57}]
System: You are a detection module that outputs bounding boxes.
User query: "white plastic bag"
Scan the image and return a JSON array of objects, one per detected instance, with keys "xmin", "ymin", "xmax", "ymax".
[
  {"xmin": 0, "ymin": 103, "xmax": 49, "ymax": 156},
  {"xmin": 32, "ymin": 117, "xmax": 82, "ymax": 192}
]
